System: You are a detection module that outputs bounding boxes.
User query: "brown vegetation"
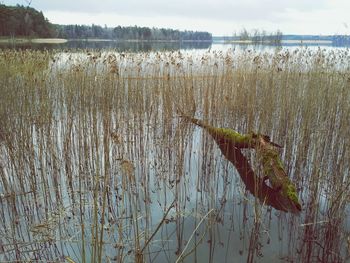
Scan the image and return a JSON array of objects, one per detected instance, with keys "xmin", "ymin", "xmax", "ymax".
[{"xmin": 0, "ymin": 47, "xmax": 349, "ymax": 262}]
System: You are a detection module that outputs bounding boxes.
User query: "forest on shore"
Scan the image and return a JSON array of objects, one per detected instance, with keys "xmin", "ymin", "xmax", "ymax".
[{"xmin": 0, "ymin": 4, "xmax": 212, "ymax": 41}]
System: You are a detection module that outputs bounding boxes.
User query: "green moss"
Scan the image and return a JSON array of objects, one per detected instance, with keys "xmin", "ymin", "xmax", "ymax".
[
  {"xmin": 285, "ymin": 184, "xmax": 300, "ymax": 205},
  {"xmin": 261, "ymin": 148, "xmax": 279, "ymax": 160},
  {"xmin": 188, "ymin": 117, "xmax": 302, "ymax": 212},
  {"xmin": 212, "ymin": 127, "xmax": 253, "ymax": 145},
  {"xmin": 275, "ymin": 158, "xmax": 285, "ymax": 171}
]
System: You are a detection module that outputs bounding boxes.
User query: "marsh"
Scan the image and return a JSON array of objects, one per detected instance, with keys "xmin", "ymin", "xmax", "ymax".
[{"xmin": 0, "ymin": 46, "xmax": 349, "ymax": 262}]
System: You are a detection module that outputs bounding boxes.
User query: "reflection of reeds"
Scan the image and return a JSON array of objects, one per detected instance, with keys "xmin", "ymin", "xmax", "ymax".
[{"xmin": 0, "ymin": 48, "xmax": 349, "ymax": 262}]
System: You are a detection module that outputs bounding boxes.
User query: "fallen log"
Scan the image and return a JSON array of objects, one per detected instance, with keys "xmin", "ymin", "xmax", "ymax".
[{"xmin": 182, "ymin": 115, "xmax": 302, "ymax": 214}]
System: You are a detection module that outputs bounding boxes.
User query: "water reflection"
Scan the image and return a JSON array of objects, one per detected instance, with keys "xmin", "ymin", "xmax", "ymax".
[
  {"xmin": 0, "ymin": 40, "xmax": 211, "ymax": 51},
  {"xmin": 0, "ymin": 44, "xmax": 349, "ymax": 263},
  {"xmin": 1, "ymin": 39, "xmax": 348, "ymax": 53}
]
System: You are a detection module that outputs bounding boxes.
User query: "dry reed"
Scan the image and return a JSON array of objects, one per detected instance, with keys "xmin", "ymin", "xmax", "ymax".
[{"xmin": 0, "ymin": 47, "xmax": 349, "ymax": 262}]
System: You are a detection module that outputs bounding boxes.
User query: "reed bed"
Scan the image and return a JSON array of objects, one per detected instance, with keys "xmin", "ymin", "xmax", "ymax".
[{"xmin": 0, "ymin": 47, "xmax": 349, "ymax": 262}]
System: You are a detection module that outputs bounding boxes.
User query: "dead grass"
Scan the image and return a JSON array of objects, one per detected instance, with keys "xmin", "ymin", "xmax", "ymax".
[{"xmin": 0, "ymin": 47, "xmax": 349, "ymax": 262}]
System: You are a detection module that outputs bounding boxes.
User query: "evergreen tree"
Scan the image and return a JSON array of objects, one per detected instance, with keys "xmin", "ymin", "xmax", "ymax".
[{"xmin": 0, "ymin": 4, "xmax": 55, "ymax": 37}]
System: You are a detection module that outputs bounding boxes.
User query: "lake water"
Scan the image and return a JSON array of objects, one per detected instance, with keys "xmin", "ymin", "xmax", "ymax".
[
  {"xmin": 0, "ymin": 41, "xmax": 349, "ymax": 263},
  {"xmin": 0, "ymin": 39, "xmax": 349, "ymax": 52}
]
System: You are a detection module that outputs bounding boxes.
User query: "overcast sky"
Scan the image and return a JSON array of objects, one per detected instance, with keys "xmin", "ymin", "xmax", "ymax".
[{"xmin": 2, "ymin": 0, "xmax": 350, "ymax": 35}]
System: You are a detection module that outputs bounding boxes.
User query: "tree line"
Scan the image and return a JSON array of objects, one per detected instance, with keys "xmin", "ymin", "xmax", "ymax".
[
  {"xmin": 0, "ymin": 4, "xmax": 55, "ymax": 37},
  {"xmin": 0, "ymin": 4, "xmax": 212, "ymax": 41},
  {"xmin": 234, "ymin": 28, "xmax": 283, "ymax": 44},
  {"xmin": 56, "ymin": 25, "xmax": 211, "ymax": 41}
]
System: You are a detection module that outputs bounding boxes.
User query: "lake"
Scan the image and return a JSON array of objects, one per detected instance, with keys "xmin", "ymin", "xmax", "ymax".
[
  {"xmin": 0, "ymin": 43, "xmax": 349, "ymax": 263},
  {"xmin": 0, "ymin": 38, "xmax": 349, "ymax": 52}
]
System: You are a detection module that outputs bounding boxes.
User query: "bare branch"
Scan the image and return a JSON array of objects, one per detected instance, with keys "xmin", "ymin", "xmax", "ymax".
[{"xmin": 24, "ymin": 0, "xmax": 32, "ymax": 7}]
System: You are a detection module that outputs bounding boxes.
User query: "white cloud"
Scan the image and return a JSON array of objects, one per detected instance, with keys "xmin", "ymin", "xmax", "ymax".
[
  {"xmin": 45, "ymin": 11, "xmax": 234, "ymax": 35},
  {"xmin": 3, "ymin": 0, "xmax": 350, "ymax": 35},
  {"xmin": 278, "ymin": 5, "xmax": 350, "ymax": 35},
  {"xmin": 3, "ymin": 0, "xmax": 328, "ymax": 20}
]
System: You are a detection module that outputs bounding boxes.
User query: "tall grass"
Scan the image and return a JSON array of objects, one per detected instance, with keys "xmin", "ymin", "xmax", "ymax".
[{"xmin": 0, "ymin": 47, "xmax": 349, "ymax": 262}]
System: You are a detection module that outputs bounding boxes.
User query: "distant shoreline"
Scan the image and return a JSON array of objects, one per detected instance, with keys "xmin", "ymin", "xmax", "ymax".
[
  {"xmin": 0, "ymin": 37, "xmax": 212, "ymax": 44},
  {"xmin": 0, "ymin": 38, "xmax": 68, "ymax": 44},
  {"xmin": 282, "ymin": 39, "xmax": 332, "ymax": 44},
  {"xmin": 223, "ymin": 39, "xmax": 333, "ymax": 45},
  {"xmin": 31, "ymin": 38, "xmax": 68, "ymax": 44},
  {"xmin": 0, "ymin": 37, "xmax": 338, "ymax": 46}
]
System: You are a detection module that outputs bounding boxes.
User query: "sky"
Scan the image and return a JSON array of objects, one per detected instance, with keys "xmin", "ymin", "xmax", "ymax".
[{"xmin": 2, "ymin": 0, "xmax": 350, "ymax": 36}]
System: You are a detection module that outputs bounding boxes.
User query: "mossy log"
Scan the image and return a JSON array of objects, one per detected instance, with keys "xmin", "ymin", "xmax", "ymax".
[{"xmin": 182, "ymin": 115, "xmax": 301, "ymax": 214}]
